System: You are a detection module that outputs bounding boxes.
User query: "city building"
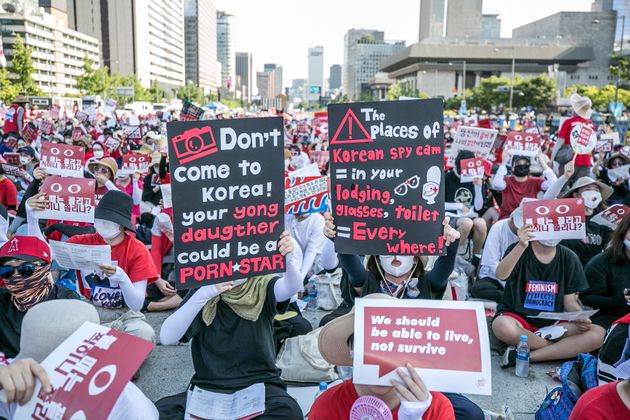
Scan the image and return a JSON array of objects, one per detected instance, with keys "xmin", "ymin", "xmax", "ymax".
[
  {"xmin": 216, "ymin": 10, "xmax": 234, "ymax": 92},
  {"xmin": 235, "ymin": 52, "xmax": 253, "ymax": 101},
  {"xmin": 592, "ymin": 0, "xmax": 630, "ymax": 51},
  {"xmin": 1, "ymin": 3, "xmax": 101, "ymax": 97},
  {"xmin": 343, "ymin": 29, "xmax": 405, "ymax": 99},
  {"xmin": 37, "ymin": 0, "xmax": 67, "ymax": 21},
  {"xmin": 481, "ymin": 14, "xmax": 501, "ymax": 38},
  {"xmin": 329, "ymin": 64, "xmax": 342, "ymax": 90},
  {"xmin": 67, "ymin": 0, "xmax": 185, "ymax": 91},
  {"xmin": 263, "ymin": 63, "xmax": 283, "ymax": 97},
  {"xmin": 307, "ymin": 46, "xmax": 324, "ymax": 102},
  {"xmin": 418, "ymin": 0, "xmax": 482, "ymax": 40},
  {"xmin": 256, "ymin": 71, "xmax": 272, "ymax": 99},
  {"xmin": 184, "ymin": 0, "xmax": 218, "ymax": 95}
]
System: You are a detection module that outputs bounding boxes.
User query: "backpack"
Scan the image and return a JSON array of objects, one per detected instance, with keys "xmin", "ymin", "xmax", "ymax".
[{"xmin": 534, "ymin": 353, "xmax": 598, "ymax": 420}]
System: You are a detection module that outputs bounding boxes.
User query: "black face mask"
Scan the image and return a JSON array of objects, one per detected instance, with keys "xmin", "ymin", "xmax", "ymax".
[{"xmin": 513, "ymin": 165, "xmax": 530, "ymax": 177}]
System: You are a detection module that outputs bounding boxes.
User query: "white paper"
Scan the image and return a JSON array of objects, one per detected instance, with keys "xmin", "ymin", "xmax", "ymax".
[
  {"xmin": 528, "ymin": 309, "xmax": 599, "ymax": 321},
  {"xmin": 607, "ymin": 164, "xmax": 630, "ymax": 182},
  {"xmin": 185, "ymin": 383, "xmax": 265, "ymax": 420},
  {"xmin": 49, "ymin": 240, "xmax": 112, "ymax": 271},
  {"xmin": 161, "ymin": 184, "xmax": 172, "ymax": 209}
]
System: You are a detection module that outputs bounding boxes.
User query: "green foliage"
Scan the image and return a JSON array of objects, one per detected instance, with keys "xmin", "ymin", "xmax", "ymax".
[
  {"xmin": 0, "ymin": 69, "xmax": 19, "ymax": 104},
  {"xmin": 609, "ymin": 54, "xmax": 630, "ymax": 83},
  {"xmin": 75, "ymin": 55, "xmax": 109, "ymax": 96},
  {"xmin": 466, "ymin": 74, "xmax": 556, "ymax": 111},
  {"xmin": 569, "ymin": 84, "xmax": 630, "ymax": 109},
  {"xmin": 176, "ymin": 82, "xmax": 205, "ymax": 104},
  {"xmin": 146, "ymin": 80, "xmax": 166, "ymax": 103},
  {"xmin": 386, "ymin": 82, "xmax": 428, "ymax": 101},
  {"xmin": 331, "ymin": 94, "xmax": 350, "ymax": 104},
  {"xmin": 513, "ymin": 74, "xmax": 556, "ymax": 109},
  {"xmin": 8, "ymin": 34, "xmax": 41, "ymax": 96}
]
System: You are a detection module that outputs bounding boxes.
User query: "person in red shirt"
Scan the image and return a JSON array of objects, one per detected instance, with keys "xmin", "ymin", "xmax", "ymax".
[
  {"xmin": 27, "ymin": 190, "xmax": 157, "ymax": 342},
  {"xmin": 553, "ymin": 93, "xmax": 595, "ymax": 179},
  {"xmin": 87, "ymin": 157, "xmax": 120, "ymax": 205},
  {"xmin": 0, "ymin": 170, "xmax": 17, "ymax": 211},
  {"xmin": 491, "ymin": 150, "xmax": 557, "ymax": 219},
  {"xmin": 310, "ymin": 294, "xmax": 456, "ymax": 420},
  {"xmin": 570, "ymin": 381, "xmax": 630, "ymax": 419}
]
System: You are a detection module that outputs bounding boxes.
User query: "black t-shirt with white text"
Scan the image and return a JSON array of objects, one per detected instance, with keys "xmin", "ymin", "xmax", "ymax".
[
  {"xmin": 498, "ymin": 244, "xmax": 588, "ymax": 327},
  {"xmin": 444, "ymin": 170, "xmax": 482, "ymax": 209}
]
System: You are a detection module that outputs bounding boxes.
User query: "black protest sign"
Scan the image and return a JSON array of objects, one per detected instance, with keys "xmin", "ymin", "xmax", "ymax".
[
  {"xmin": 166, "ymin": 118, "xmax": 285, "ymax": 289},
  {"xmin": 329, "ymin": 99, "xmax": 444, "ymax": 255}
]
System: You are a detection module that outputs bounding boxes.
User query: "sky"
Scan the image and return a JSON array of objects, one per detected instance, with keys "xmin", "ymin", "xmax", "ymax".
[{"xmin": 213, "ymin": 0, "xmax": 594, "ymax": 88}]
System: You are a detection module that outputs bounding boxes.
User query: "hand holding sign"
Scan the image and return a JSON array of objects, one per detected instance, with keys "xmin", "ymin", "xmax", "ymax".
[
  {"xmin": 0, "ymin": 359, "xmax": 52, "ymax": 405},
  {"xmin": 504, "ymin": 132, "xmax": 541, "ymax": 157},
  {"xmin": 459, "ymin": 157, "xmax": 484, "ymax": 183},
  {"xmin": 570, "ymin": 123, "xmax": 597, "ymax": 154},
  {"xmin": 522, "ymin": 198, "xmax": 586, "ymax": 241}
]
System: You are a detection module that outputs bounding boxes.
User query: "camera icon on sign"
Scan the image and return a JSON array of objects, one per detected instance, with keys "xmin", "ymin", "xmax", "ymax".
[{"xmin": 172, "ymin": 126, "xmax": 218, "ymax": 164}]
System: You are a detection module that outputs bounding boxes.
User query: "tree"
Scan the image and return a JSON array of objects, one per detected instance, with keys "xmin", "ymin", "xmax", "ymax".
[
  {"xmin": 0, "ymin": 69, "xmax": 19, "ymax": 104},
  {"xmin": 514, "ymin": 75, "xmax": 556, "ymax": 109},
  {"xmin": 8, "ymin": 34, "xmax": 41, "ymax": 95},
  {"xmin": 570, "ymin": 84, "xmax": 630, "ymax": 109},
  {"xmin": 386, "ymin": 82, "xmax": 428, "ymax": 101},
  {"xmin": 147, "ymin": 80, "xmax": 166, "ymax": 103},
  {"xmin": 76, "ymin": 55, "xmax": 109, "ymax": 96},
  {"xmin": 465, "ymin": 74, "xmax": 556, "ymax": 111},
  {"xmin": 466, "ymin": 76, "xmax": 510, "ymax": 111},
  {"xmin": 176, "ymin": 81, "xmax": 205, "ymax": 103},
  {"xmin": 609, "ymin": 54, "xmax": 630, "ymax": 85}
]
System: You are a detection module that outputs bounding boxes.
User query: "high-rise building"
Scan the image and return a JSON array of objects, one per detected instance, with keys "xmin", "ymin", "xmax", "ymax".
[
  {"xmin": 1, "ymin": 4, "xmax": 100, "ymax": 97},
  {"xmin": 256, "ymin": 64, "xmax": 283, "ymax": 99},
  {"xmin": 329, "ymin": 64, "xmax": 342, "ymax": 90},
  {"xmin": 418, "ymin": 0, "xmax": 482, "ymax": 40},
  {"xmin": 216, "ymin": 11, "xmax": 234, "ymax": 91},
  {"xmin": 481, "ymin": 14, "xmax": 501, "ymax": 38},
  {"xmin": 593, "ymin": 0, "xmax": 630, "ymax": 50},
  {"xmin": 38, "ymin": 0, "xmax": 68, "ymax": 22},
  {"xmin": 184, "ymin": 0, "xmax": 218, "ymax": 95},
  {"xmin": 67, "ymin": 0, "xmax": 185, "ymax": 91},
  {"xmin": 307, "ymin": 46, "xmax": 324, "ymax": 102},
  {"xmin": 235, "ymin": 52, "xmax": 253, "ymax": 101},
  {"xmin": 344, "ymin": 29, "xmax": 405, "ymax": 100}
]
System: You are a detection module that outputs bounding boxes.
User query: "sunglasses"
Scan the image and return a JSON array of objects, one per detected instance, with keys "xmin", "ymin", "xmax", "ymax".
[
  {"xmin": 0, "ymin": 263, "xmax": 39, "ymax": 279},
  {"xmin": 94, "ymin": 166, "xmax": 111, "ymax": 174}
]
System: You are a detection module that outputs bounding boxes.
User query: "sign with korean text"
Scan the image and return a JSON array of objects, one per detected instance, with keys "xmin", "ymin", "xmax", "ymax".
[
  {"xmin": 124, "ymin": 125, "xmax": 144, "ymax": 140},
  {"xmin": 104, "ymin": 136, "xmax": 121, "ymax": 150},
  {"xmin": 504, "ymin": 131, "xmax": 541, "ymax": 157},
  {"xmin": 284, "ymin": 176, "xmax": 329, "ymax": 214},
  {"xmin": 15, "ymin": 322, "xmax": 153, "ymax": 420},
  {"xmin": 40, "ymin": 142, "xmax": 85, "ymax": 177},
  {"xmin": 595, "ymin": 138, "xmax": 613, "ymax": 153},
  {"xmin": 50, "ymin": 105, "xmax": 60, "ymax": 120},
  {"xmin": 1, "ymin": 152, "xmax": 20, "ymax": 176},
  {"xmin": 103, "ymin": 99, "xmax": 117, "ymax": 114},
  {"xmin": 72, "ymin": 127, "xmax": 83, "ymax": 141},
  {"xmin": 523, "ymin": 198, "xmax": 586, "ymax": 240},
  {"xmin": 120, "ymin": 153, "xmax": 151, "ymax": 175},
  {"xmin": 329, "ymin": 99, "xmax": 445, "ymax": 255},
  {"xmin": 447, "ymin": 126, "xmax": 497, "ymax": 167},
  {"xmin": 570, "ymin": 123, "xmax": 597, "ymax": 154},
  {"xmin": 459, "ymin": 157, "xmax": 485, "ymax": 183},
  {"xmin": 75, "ymin": 111, "xmax": 89, "ymax": 124},
  {"xmin": 39, "ymin": 120, "xmax": 53, "ymax": 135},
  {"xmin": 591, "ymin": 204, "xmax": 630, "ymax": 229},
  {"xmin": 353, "ymin": 298, "xmax": 491, "ymax": 395},
  {"xmin": 36, "ymin": 176, "xmax": 96, "ymax": 223},
  {"xmin": 167, "ymin": 117, "xmax": 285, "ymax": 289}
]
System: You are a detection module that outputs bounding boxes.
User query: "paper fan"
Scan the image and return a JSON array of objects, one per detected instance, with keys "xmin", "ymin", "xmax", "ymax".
[{"xmin": 349, "ymin": 396, "xmax": 393, "ymax": 420}]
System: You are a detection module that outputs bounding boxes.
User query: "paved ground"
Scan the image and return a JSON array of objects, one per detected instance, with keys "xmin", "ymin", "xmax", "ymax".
[{"xmin": 137, "ymin": 310, "xmax": 559, "ymax": 418}]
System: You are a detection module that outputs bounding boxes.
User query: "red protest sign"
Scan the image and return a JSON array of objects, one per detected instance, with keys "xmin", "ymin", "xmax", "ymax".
[
  {"xmin": 39, "ymin": 120, "xmax": 53, "ymax": 135},
  {"xmin": 570, "ymin": 123, "xmax": 597, "ymax": 154},
  {"xmin": 104, "ymin": 136, "xmax": 121, "ymax": 150},
  {"xmin": 120, "ymin": 153, "xmax": 151, "ymax": 175},
  {"xmin": 1, "ymin": 152, "xmax": 21, "ymax": 176},
  {"xmin": 22, "ymin": 124, "xmax": 37, "ymax": 143},
  {"xmin": 40, "ymin": 142, "xmax": 85, "ymax": 177},
  {"xmin": 50, "ymin": 104, "xmax": 60, "ymax": 120},
  {"xmin": 38, "ymin": 176, "xmax": 96, "ymax": 223},
  {"xmin": 72, "ymin": 127, "xmax": 83, "ymax": 141},
  {"xmin": 124, "ymin": 125, "xmax": 145, "ymax": 140},
  {"xmin": 459, "ymin": 157, "xmax": 484, "ymax": 182},
  {"xmin": 504, "ymin": 131, "xmax": 541, "ymax": 157},
  {"xmin": 591, "ymin": 204, "xmax": 630, "ymax": 230},
  {"xmin": 353, "ymin": 299, "xmax": 491, "ymax": 395},
  {"xmin": 523, "ymin": 198, "xmax": 586, "ymax": 240},
  {"xmin": 15, "ymin": 322, "xmax": 154, "ymax": 420}
]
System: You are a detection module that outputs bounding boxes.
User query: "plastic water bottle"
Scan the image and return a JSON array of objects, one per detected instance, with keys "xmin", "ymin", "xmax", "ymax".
[
  {"xmin": 515, "ymin": 335, "xmax": 530, "ymax": 378},
  {"xmin": 307, "ymin": 276, "xmax": 318, "ymax": 311},
  {"xmin": 315, "ymin": 382, "xmax": 327, "ymax": 400}
]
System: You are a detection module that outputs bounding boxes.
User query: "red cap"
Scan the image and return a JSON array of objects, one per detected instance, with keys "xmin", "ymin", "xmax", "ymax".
[{"xmin": 0, "ymin": 236, "xmax": 52, "ymax": 263}]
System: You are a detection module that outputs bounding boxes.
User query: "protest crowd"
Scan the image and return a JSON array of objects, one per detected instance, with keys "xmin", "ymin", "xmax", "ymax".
[{"xmin": 0, "ymin": 90, "xmax": 628, "ymax": 420}]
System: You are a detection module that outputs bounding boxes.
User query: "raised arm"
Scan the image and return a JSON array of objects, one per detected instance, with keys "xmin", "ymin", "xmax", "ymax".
[{"xmin": 496, "ymin": 225, "xmax": 534, "ymax": 280}]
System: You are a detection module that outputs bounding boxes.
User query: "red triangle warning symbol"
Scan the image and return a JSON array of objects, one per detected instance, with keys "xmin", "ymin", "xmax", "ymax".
[{"xmin": 330, "ymin": 108, "xmax": 373, "ymax": 145}]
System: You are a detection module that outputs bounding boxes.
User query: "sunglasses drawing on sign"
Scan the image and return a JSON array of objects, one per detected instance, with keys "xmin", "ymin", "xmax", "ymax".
[{"xmin": 394, "ymin": 175, "xmax": 420, "ymax": 196}]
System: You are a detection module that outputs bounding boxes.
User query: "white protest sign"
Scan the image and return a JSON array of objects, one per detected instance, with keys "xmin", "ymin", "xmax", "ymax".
[
  {"xmin": 448, "ymin": 126, "xmax": 497, "ymax": 167},
  {"xmin": 161, "ymin": 184, "xmax": 172, "ymax": 209},
  {"xmin": 523, "ymin": 198, "xmax": 586, "ymax": 241},
  {"xmin": 528, "ymin": 309, "xmax": 599, "ymax": 322},
  {"xmin": 185, "ymin": 383, "xmax": 265, "ymax": 420},
  {"xmin": 591, "ymin": 204, "xmax": 630, "ymax": 229},
  {"xmin": 353, "ymin": 298, "xmax": 491, "ymax": 395},
  {"xmin": 607, "ymin": 164, "xmax": 630, "ymax": 182},
  {"xmin": 49, "ymin": 241, "xmax": 112, "ymax": 272},
  {"xmin": 570, "ymin": 123, "xmax": 597, "ymax": 154}
]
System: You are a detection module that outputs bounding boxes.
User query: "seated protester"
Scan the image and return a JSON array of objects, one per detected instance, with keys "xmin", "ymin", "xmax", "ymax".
[
  {"xmin": 324, "ymin": 215, "xmax": 485, "ymax": 420},
  {"xmin": 27, "ymin": 191, "xmax": 157, "ymax": 342},
  {"xmin": 491, "ymin": 150, "xmax": 557, "ymax": 220},
  {"xmin": 492, "ymin": 224, "xmax": 605, "ymax": 366},
  {"xmin": 0, "ymin": 167, "xmax": 18, "ymax": 211},
  {"xmin": 594, "ymin": 153, "xmax": 630, "ymax": 205},
  {"xmin": 0, "ymin": 300, "xmax": 158, "ymax": 419},
  {"xmin": 139, "ymin": 157, "xmax": 164, "ymax": 225},
  {"xmin": 597, "ymin": 313, "xmax": 630, "ymax": 385},
  {"xmin": 0, "ymin": 236, "xmax": 80, "ymax": 358},
  {"xmin": 570, "ymin": 378, "xmax": 630, "ymax": 419},
  {"xmin": 581, "ymin": 213, "xmax": 630, "ymax": 332},
  {"xmin": 159, "ymin": 232, "xmax": 305, "ymax": 419},
  {"xmin": 310, "ymin": 294, "xmax": 456, "ymax": 420},
  {"xmin": 318, "ymin": 237, "xmax": 357, "ymax": 327},
  {"xmin": 86, "ymin": 157, "xmax": 120, "ymax": 204},
  {"xmin": 114, "ymin": 171, "xmax": 142, "ymax": 226},
  {"xmin": 445, "ymin": 150, "xmax": 488, "ymax": 266},
  {"xmin": 470, "ymin": 203, "xmax": 523, "ymax": 302}
]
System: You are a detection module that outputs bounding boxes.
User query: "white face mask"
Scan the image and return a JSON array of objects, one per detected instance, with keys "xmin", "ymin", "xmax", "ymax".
[
  {"xmin": 625, "ymin": 239, "xmax": 630, "ymax": 251},
  {"xmin": 538, "ymin": 239, "xmax": 561, "ymax": 247},
  {"xmin": 581, "ymin": 190, "xmax": 602, "ymax": 209},
  {"xmin": 94, "ymin": 219, "xmax": 122, "ymax": 240},
  {"xmin": 93, "ymin": 150, "xmax": 104, "ymax": 159},
  {"xmin": 379, "ymin": 255, "xmax": 415, "ymax": 277},
  {"xmin": 19, "ymin": 156, "xmax": 31, "ymax": 165}
]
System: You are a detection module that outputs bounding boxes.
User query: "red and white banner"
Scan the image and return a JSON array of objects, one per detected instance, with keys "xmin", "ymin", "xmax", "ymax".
[
  {"xmin": 459, "ymin": 157, "xmax": 485, "ymax": 183},
  {"xmin": 504, "ymin": 131, "xmax": 541, "ymax": 157},
  {"xmin": 15, "ymin": 321, "xmax": 154, "ymax": 420},
  {"xmin": 124, "ymin": 125, "xmax": 145, "ymax": 140},
  {"xmin": 353, "ymin": 299, "xmax": 491, "ymax": 395},
  {"xmin": 1, "ymin": 152, "xmax": 21, "ymax": 176},
  {"xmin": 40, "ymin": 142, "xmax": 85, "ymax": 177},
  {"xmin": 37, "ymin": 176, "xmax": 96, "ymax": 223},
  {"xmin": 120, "ymin": 153, "xmax": 151, "ymax": 175},
  {"xmin": 591, "ymin": 204, "xmax": 630, "ymax": 230},
  {"xmin": 284, "ymin": 176, "xmax": 329, "ymax": 214},
  {"xmin": 39, "ymin": 120, "xmax": 54, "ymax": 135},
  {"xmin": 104, "ymin": 136, "xmax": 121, "ymax": 150},
  {"xmin": 523, "ymin": 198, "xmax": 586, "ymax": 240},
  {"xmin": 72, "ymin": 127, "xmax": 84, "ymax": 141},
  {"xmin": 570, "ymin": 123, "xmax": 597, "ymax": 154}
]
